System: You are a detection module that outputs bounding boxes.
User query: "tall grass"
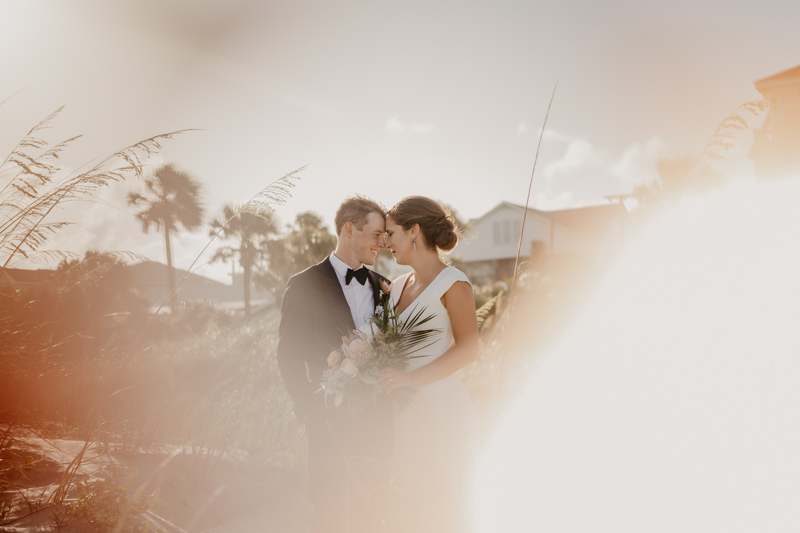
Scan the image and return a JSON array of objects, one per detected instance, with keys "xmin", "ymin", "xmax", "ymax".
[
  {"xmin": 0, "ymin": 106, "xmax": 191, "ymax": 273},
  {"xmin": 108, "ymin": 305, "xmax": 306, "ymax": 471},
  {"xmin": 0, "ymin": 104, "xmax": 307, "ymax": 530}
]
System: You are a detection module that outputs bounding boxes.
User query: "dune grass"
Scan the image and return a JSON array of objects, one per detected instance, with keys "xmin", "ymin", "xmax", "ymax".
[{"xmin": 0, "ymin": 105, "xmax": 308, "ymax": 531}]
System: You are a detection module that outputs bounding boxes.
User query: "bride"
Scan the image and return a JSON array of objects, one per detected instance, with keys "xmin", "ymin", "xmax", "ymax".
[{"xmin": 379, "ymin": 196, "xmax": 480, "ymax": 533}]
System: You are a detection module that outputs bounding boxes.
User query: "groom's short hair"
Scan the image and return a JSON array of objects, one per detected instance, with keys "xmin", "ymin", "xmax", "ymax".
[{"xmin": 334, "ymin": 196, "xmax": 385, "ymax": 235}]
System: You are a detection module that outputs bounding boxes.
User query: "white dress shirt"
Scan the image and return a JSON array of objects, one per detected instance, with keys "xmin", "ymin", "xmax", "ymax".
[{"xmin": 329, "ymin": 253, "xmax": 374, "ymax": 329}]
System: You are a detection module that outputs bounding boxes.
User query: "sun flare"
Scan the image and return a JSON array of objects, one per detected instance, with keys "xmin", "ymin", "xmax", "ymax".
[{"xmin": 476, "ymin": 177, "xmax": 800, "ymax": 531}]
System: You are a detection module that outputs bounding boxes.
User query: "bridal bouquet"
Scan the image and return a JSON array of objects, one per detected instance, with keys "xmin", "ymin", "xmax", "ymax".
[{"xmin": 319, "ymin": 282, "xmax": 438, "ymax": 415}]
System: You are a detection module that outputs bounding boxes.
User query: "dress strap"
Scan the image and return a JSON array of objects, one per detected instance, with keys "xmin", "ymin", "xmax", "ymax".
[{"xmin": 430, "ymin": 267, "xmax": 472, "ymax": 300}]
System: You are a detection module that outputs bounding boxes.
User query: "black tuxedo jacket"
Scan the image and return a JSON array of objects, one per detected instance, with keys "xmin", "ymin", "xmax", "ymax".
[{"xmin": 277, "ymin": 257, "xmax": 390, "ymax": 422}]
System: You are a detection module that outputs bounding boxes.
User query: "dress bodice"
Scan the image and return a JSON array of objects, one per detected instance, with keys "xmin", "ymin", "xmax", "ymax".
[{"xmin": 390, "ymin": 266, "xmax": 472, "ymax": 372}]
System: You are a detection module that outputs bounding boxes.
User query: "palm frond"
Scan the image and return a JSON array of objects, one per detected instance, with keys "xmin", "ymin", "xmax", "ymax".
[
  {"xmin": 152, "ymin": 166, "xmax": 306, "ymax": 315},
  {"xmin": 394, "ymin": 305, "xmax": 441, "ymax": 356},
  {"xmin": 10, "ymin": 249, "xmax": 77, "ymax": 267},
  {"xmin": 95, "ymin": 250, "xmax": 147, "ymax": 264},
  {"xmin": 398, "ymin": 305, "xmax": 438, "ymax": 333}
]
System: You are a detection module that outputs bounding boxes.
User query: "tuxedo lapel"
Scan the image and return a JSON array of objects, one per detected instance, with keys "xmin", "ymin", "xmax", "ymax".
[
  {"xmin": 367, "ymin": 270, "xmax": 383, "ymax": 309},
  {"xmin": 319, "ymin": 258, "xmax": 356, "ymax": 333}
]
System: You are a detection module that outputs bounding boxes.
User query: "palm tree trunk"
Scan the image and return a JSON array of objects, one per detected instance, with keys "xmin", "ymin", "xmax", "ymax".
[
  {"xmin": 165, "ymin": 227, "xmax": 178, "ymax": 313},
  {"xmin": 243, "ymin": 262, "xmax": 251, "ymax": 321}
]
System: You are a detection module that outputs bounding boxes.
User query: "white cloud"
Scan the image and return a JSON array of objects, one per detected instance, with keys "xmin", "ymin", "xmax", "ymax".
[
  {"xmin": 534, "ymin": 190, "xmax": 575, "ymax": 210},
  {"xmin": 609, "ymin": 137, "xmax": 665, "ymax": 187},
  {"xmin": 532, "ymin": 136, "xmax": 666, "ymax": 209},
  {"xmin": 544, "ymin": 138, "xmax": 610, "ymax": 182},
  {"xmin": 385, "ymin": 117, "xmax": 434, "ymax": 135}
]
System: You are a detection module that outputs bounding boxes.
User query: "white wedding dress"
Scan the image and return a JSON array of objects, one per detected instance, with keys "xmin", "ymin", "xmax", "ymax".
[{"xmin": 390, "ymin": 266, "xmax": 479, "ymax": 533}]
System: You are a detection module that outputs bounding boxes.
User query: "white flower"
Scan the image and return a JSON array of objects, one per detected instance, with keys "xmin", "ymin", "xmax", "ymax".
[
  {"xmin": 340, "ymin": 358, "xmax": 357, "ymax": 377},
  {"xmin": 375, "ymin": 305, "xmax": 384, "ymax": 315},
  {"xmin": 327, "ymin": 350, "xmax": 341, "ymax": 366},
  {"xmin": 357, "ymin": 322, "xmax": 375, "ymax": 338}
]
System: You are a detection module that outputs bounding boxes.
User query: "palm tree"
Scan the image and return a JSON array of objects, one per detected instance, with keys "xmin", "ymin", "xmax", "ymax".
[
  {"xmin": 258, "ymin": 211, "xmax": 336, "ymax": 303},
  {"xmin": 127, "ymin": 164, "xmax": 204, "ymax": 312},
  {"xmin": 209, "ymin": 204, "xmax": 279, "ymax": 320}
]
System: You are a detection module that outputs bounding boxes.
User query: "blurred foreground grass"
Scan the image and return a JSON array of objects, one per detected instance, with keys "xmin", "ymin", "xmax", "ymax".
[
  {"xmin": 0, "ymin": 283, "xmax": 308, "ymax": 531},
  {"xmin": 0, "ymin": 249, "xmax": 600, "ymax": 532},
  {"xmin": 0, "ymin": 295, "xmax": 306, "ymax": 473}
]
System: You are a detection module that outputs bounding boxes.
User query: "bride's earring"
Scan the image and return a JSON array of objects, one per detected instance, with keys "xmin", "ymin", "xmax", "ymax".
[{"xmin": 413, "ymin": 239, "xmax": 417, "ymax": 253}]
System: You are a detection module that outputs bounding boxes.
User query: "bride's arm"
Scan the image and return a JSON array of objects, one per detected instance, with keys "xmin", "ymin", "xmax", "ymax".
[{"xmin": 380, "ymin": 281, "xmax": 478, "ymax": 390}]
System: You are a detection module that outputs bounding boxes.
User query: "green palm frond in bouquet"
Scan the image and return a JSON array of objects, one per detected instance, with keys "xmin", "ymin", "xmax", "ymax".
[{"xmin": 319, "ymin": 301, "xmax": 440, "ymax": 416}]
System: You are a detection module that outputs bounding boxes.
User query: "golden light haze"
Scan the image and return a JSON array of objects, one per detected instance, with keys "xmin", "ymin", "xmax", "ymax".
[{"xmin": 476, "ymin": 176, "xmax": 800, "ymax": 530}]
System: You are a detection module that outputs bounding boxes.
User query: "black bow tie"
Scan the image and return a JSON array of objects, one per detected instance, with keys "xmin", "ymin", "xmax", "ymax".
[{"xmin": 345, "ymin": 266, "xmax": 369, "ymax": 285}]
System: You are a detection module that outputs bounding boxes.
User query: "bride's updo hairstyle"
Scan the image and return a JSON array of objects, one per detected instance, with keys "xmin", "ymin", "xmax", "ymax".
[{"xmin": 387, "ymin": 196, "xmax": 463, "ymax": 252}]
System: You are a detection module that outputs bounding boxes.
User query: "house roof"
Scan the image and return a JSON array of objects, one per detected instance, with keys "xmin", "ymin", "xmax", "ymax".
[
  {"xmin": 468, "ymin": 202, "xmax": 546, "ymax": 225},
  {"xmin": 0, "ymin": 268, "xmax": 56, "ymax": 285},
  {"xmin": 470, "ymin": 201, "xmax": 630, "ymax": 238},
  {"xmin": 127, "ymin": 261, "xmax": 226, "ymax": 289},
  {"xmin": 0, "ymin": 262, "xmax": 274, "ymax": 316},
  {"xmin": 755, "ymin": 65, "xmax": 800, "ymax": 89},
  {"xmin": 539, "ymin": 203, "xmax": 630, "ymax": 238},
  {"xmin": 126, "ymin": 261, "xmax": 273, "ymax": 306}
]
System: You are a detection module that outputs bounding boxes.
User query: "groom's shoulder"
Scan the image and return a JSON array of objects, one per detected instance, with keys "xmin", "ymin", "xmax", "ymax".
[{"xmin": 286, "ymin": 258, "xmax": 331, "ymax": 289}]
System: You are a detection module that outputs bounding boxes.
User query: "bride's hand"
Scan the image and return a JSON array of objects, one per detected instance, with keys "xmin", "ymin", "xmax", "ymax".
[{"xmin": 379, "ymin": 368, "xmax": 415, "ymax": 392}]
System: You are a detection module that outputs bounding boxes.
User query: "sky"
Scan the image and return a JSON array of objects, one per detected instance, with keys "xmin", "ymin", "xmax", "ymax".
[{"xmin": 1, "ymin": 0, "xmax": 798, "ymax": 282}]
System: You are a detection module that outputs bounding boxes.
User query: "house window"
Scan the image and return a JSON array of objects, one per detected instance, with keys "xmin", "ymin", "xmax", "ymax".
[
  {"xmin": 513, "ymin": 219, "xmax": 521, "ymax": 241},
  {"xmin": 494, "ymin": 219, "xmax": 520, "ymax": 245}
]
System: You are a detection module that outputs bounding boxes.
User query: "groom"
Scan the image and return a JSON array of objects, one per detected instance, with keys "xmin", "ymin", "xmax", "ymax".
[{"xmin": 277, "ymin": 196, "xmax": 393, "ymax": 533}]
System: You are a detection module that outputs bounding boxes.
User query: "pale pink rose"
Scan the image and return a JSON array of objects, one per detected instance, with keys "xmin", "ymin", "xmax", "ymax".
[
  {"xmin": 327, "ymin": 350, "xmax": 341, "ymax": 366},
  {"xmin": 341, "ymin": 338, "xmax": 354, "ymax": 359},
  {"xmin": 340, "ymin": 358, "xmax": 357, "ymax": 377}
]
